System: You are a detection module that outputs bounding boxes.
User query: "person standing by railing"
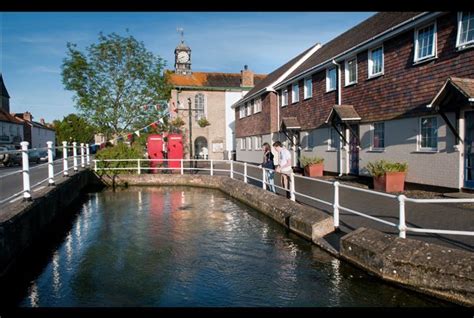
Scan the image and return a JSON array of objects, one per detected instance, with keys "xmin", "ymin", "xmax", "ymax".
[
  {"xmin": 259, "ymin": 142, "xmax": 276, "ymax": 193},
  {"xmin": 273, "ymin": 141, "xmax": 292, "ymax": 198}
]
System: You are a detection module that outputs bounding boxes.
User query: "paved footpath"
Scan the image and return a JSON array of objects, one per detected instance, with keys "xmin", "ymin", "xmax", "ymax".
[{"xmin": 217, "ymin": 162, "xmax": 474, "ymax": 253}]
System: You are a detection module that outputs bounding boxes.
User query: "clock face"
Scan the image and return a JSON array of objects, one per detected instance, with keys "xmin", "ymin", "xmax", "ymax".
[{"xmin": 177, "ymin": 51, "xmax": 189, "ymax": 63}]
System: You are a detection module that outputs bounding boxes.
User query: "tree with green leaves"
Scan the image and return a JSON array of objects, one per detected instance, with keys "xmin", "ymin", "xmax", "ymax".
[
  {"xmin": 61, "ymin": 32, "xmax": 171, "ymax": 139},
  {"xmin": 52, "ymin": 113, "xmax": 96, "ymax": 144}
]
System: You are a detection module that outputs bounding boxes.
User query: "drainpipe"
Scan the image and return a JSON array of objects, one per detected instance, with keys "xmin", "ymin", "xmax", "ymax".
[{"xmin": 332, "ymin": 60, "xmax": 345, "ymax": 176}]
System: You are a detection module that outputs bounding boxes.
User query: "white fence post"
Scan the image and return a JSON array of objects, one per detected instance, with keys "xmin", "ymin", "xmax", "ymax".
[
  {"xmin": 181, "ymin": 159, "xmax": 184, "ymax": 175},
  {"xmin": 62, "ymin": 141, "xmax": 69, "ymax": 177},
  {"xmin": 210, "ymin": 159, "xmax": 214, "ymax": 176},
  {"xmin": 47, "ymin": 141, "xmax": 55, "ymax": 186},
  {"xmin": 262, "ymin": 168, "xmax": 266, "ymax": 190},
  {"xmin": 333, "ymin": 181, "xmax": 340, "ymax": 229},
  {"xmin": 86, "ymin": 143, "xmax": 90, "ymax": 166},
  {"xmin": 230, "ymin": 160, "xmax": 233, "ymax": 179},
  {"xmin": 73, "ymin": 142, "xmax": 78, "ymax": 172},
  {"xmin": 244, "ymin": 162, "xmax": 248, "ymax": 183},
  {"xmin": 80, "ymin": 143, "xmax": 85, "ymax": 168},
  {"xmin": 290, "ymin": 172, "xmax": 295, "ymax": 201},
  {"xmin": 398, "ymin": 195, "xmax": 407, "ymax": 238},
  {"xmin": 21, "ymin": 141, "xmax": 31, "ymax": 201},
  {"xmin": 137, "ymin": 159, "xmax": 141, "ymax": 175}
]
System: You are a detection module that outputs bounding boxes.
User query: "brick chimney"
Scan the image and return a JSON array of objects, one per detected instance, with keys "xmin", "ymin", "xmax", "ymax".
[
  {"xmin": 240, "ymin": 65, "xmax": 254, "ymax": 88},
  {"xmin": 23, "ymin": 112, "xmax": 33, "ymax": 122}
]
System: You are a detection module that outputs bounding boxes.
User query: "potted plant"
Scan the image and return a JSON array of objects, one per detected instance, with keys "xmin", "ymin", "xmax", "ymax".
[
  {"xmin": 300, "ymin": 156, "xmax": 324, "ymax": 177},
  {"xmin": 366, "ymin": 159, "xmax": 408, "ymax": 193},
  {"xmin": 197, "ymin": 117, "xmax": 210, "ymax": 128}
]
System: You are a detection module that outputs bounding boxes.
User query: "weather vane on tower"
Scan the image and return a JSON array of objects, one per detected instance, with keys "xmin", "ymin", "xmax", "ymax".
[{"xmin": 177, "ymin": 27, "xmax": 184, "ymax": 42}]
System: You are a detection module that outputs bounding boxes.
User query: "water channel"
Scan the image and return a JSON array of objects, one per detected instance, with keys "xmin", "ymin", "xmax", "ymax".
[{"xmin": 5, "ymin": 187, "xmax": 449, "ymax": 307}]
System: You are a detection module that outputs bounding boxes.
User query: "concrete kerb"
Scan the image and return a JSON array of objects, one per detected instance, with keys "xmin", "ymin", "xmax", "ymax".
[{"xmin": 340, "ymin": 227, "xmax": 474, "ymax": 306}]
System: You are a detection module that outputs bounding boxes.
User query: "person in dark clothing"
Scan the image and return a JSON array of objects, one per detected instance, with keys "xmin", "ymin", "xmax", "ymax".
[{"xmin": 260, "ymin": 142, "xmax": 276, "ymax": 193}]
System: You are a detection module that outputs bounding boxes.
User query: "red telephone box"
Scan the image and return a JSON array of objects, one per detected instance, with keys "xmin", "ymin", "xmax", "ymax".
[
  {"xmin": 167, "ymin": 134, "xmax": 183, "ymax": 172},
  {"xmin": 147, "ymin": 134, "xmax": 164, "ymax": 173}
]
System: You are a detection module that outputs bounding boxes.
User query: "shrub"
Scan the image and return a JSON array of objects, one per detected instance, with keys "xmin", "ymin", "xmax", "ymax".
[
  {"xmin": 366, "ymin": 159, "xmax": 408, "ymax": 177},
  {"xmin": 300, "ymin": 155, "xmax": 324, "ymax": 167},
  {"xmin": 95, "ymin": 142, "xmax": 148, "ymax": 175}
]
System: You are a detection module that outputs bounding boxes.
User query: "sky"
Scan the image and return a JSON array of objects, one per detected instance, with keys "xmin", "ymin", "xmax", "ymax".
[{"xmin": 0, "ymin": 12, "xmax": 374, "ymax": 123}]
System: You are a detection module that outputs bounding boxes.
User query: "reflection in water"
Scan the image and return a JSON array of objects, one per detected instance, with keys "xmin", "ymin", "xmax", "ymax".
[{"xmin": 14, "ymin": 187, "xmax": 447, "ymax": 307}]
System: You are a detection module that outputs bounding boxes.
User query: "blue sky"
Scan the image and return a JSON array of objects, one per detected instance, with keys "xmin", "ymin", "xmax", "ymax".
[{"xmin": 0, "ymin": 12, "xmax": 374, "ymax": 123}]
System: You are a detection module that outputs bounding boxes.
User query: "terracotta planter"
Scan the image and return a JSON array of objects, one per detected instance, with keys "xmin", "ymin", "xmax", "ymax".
[
  {"xmin": 304, "ymin": 163, "xmax": 324, "ymax": 177},
  {"xmin": 373, "ymin": 172, "xmax": 406, "ymax": 193}
]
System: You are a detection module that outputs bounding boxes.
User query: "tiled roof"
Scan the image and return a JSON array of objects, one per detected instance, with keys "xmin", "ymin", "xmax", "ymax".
[
  {"xmin": 281, "ymin": 117, "xmax": 301, "ymax": 129},
  {"xmin": 241, "ymin": 44, "xmax": 318, "ymax": 100},
  {"xmin": 0, "ymin": 108, "xmax": 22, "ymax": 124},
  {"xmin": 166, "ymin": 71, "xmax": 266, "ymax": 88},
  {"xmin": 450, "ymin": 77, "xmax": 474, "ymax": 99},
  {"xmin": 285, "ymin": 12, "xmax": 424, "ymax": 81},
  {"xmin": 326, "ymin": 105, "xmax": 361, "ymax": 123},
  {"xmin": 0, "ymin": 73, "xmax": 10, "ymax": 98}
]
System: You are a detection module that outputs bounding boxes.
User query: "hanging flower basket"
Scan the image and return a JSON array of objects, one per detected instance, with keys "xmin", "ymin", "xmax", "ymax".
[
  {"xmin": 197, "ymin": 117, "xmax": 210, "ymax": 128},
  {"xmin": 171, "ymin": 116, "xmax": 185, "ymax": 127}
]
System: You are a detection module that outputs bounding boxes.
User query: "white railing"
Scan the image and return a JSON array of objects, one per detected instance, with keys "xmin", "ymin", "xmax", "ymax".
[
  {"xmin": 93, "ymin": 158, "xmax": 474, "ymax": 239},
  {"xmin": 0, "ymin": 141, "xmax": 91, "ymax": 205}
]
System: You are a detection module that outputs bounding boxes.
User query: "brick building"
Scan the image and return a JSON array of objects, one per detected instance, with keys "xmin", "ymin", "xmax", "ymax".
[
  {"xmin": 235, "ymin": 12, "xmax": 474, "ymax": 190},
  {"xmin": 167, "ymin": 37, "xmax": 266, "ymax": 160}
]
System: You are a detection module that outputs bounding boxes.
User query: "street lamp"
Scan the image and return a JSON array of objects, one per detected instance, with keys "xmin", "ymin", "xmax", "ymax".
[{"xmin": 175, "ymin": 97, "xmax": 201, "ymax": 159}]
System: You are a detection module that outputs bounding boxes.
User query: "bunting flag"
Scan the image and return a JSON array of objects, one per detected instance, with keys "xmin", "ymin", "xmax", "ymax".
[
  {"xmin": 143, "ymin": 126, "xmax": 149, "ymax": 133},
  {"xmin": 151, "ymin": 122, "xmax": 157, "ymax": 129},
  {"xmin": 159, "ymin": 118, "xmax": 164, "ymax": 124},
  {"xmin": 127, "ymin": 134, "xmax": 133, "ymax": 140},
  {"xmin": 135, "ymin": 130, "xmax": 140, "ymax": 137}
]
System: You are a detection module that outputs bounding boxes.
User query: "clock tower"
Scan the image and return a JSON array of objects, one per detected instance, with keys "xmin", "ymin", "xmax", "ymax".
[{"xmin": 175, "ymin": 28, "xmax": 192, "ymax": 75}]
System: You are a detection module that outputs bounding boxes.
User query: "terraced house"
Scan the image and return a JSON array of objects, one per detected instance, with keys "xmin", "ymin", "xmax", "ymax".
[{"xmin": 234, "ymin": 11, "xmax": 474, "ymax": 190}]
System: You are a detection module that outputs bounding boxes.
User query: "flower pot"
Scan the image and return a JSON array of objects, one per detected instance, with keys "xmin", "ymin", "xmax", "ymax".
[
  {"xmin": 304, "ymin": 163, "xmax": 324, "ymax": 177},
  {"xmin": 373, "ymin": 172, "xmax": 406, "ymax": 193}
]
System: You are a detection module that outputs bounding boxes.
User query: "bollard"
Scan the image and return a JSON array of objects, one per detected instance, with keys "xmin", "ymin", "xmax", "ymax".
[
  {"xmin": 290, "ymin": 172, "xmax": 295, "ymax": 201},
  {"xmin": 210, "ymin": 160, "xmax": 214, "ymax": 176},
  {"xmin": 137, "ymin": 159, "xmax": 141, "ymax": 175},
  {"xmin": 80, "ymin": 143, "xmax": 85, "ymax": 168},
  {"xmin": 21, "ymin": 141, "xmax": 32, "ymax": 200},
  {"xmin": 333, "ymin": 181, "xmax": 340, "ymax": 229},
  {"xmin": 62, "ymin": 141, "xmax": 69, "ymax": 177},
  {"xmin": 230, "ymin": 160, "xmax": 233, "ymax": 179},
  {"xmin": 73, "ymin": 142, "xmax": 78, "ymax": 172},
  {"xmin": 47, "ymin": 141, "xmax": 55, "ymax": 186},
  {"xmin": 86, "ymin": 143, "xmax": 90, "ymax": 166},
  {"xmin": 244, "ymin": 162, "xmax": 248, "ymax": 183},
  {"xmin": 262, "ymin": 168, "xmax": 266, "ymax": 190},
  {"xmin": 398, "ymin": 195, "xmax": 407, "ymax": 238}
]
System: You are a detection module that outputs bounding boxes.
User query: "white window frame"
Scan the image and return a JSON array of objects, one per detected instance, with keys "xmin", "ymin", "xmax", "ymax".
[
  {"xmin": 304, "ymin": 77, "xmax": 312, "ymax": 99},
  {"xmin": 246, "ymin": 103, "xmax": 252, "ymax": 117},
  {"xmin": 371, "ymin": 122, "xmax": 385, "ymax": 151},
  {"xmin": 418, "ymin": 116, "xmax": 438, "ymax": 152},
  {"xmin": 246, "ymin": 137, "xmax": 252, "ymax": 150},
  {"xmin": 254, "ymin": 98, "xmax": 262, "ymax": 113},
  {"xmin": 368, "ymin": 45, "xmax": 384, "ymax": 78},
  {"xmin": 254, "ymin": 136, "xmax": 262, "ymax": 150},
  {"xmin": 326, "ymin": 67, "xmax": 337, "ymax": 92},
  {"xmin": 456, "ymin": 11, "xmax": 474, "ymax": 50},
  {"xmin": 281, "ymin": 89, "xmax": 288, "ymax": 107},
  {"xmin": 239, "ymin": 106, "xmax": 245, "ymax": 119},
  {"xmin": 414, "ymin": 21, "xmax": 437, "ymax": 63},
  {"xmin": 239, "ymin": 138, "xmax": 245, "ymax": 150},
  {"xmin": 344, "ymin": 56, "xmax": 358, "ymax": 86},
  {"xmin": 304, "ymin": 130, "xmax": 315, "ymax": 150},
  {"xmin": 292, "ymin": 83, "xmax": 299, "ymax": 103},
  {"xmin": 328, "ymin": 127, "xmax": 340, "ymax": 151}
]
